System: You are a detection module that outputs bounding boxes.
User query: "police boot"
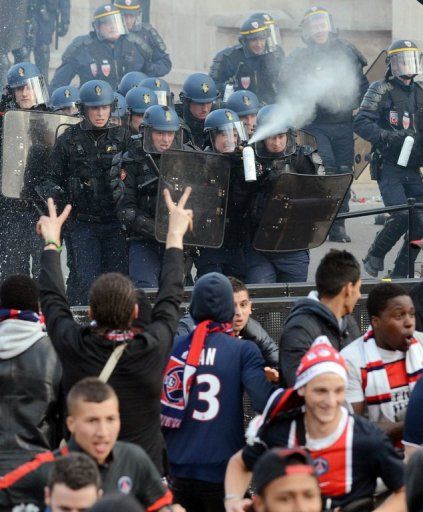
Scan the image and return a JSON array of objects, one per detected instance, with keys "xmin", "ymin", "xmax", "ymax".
[
  {"xmin": 374, "ymin": 213, "xmax": 389, "ymax": 225},
  {"xmin": 362, "ymin": 250, "xmax": 384, "ymax": 278},
  {"xmin": 391, "ymin": 240, "xmax": 419, "ymax": 278},
  {"xmin": 34, "ymin": 43, "xmax": 51, "ymax": 80},
  {"xmin": 328, "ymin": 220, "xmax": 351, "ymax": 243}
]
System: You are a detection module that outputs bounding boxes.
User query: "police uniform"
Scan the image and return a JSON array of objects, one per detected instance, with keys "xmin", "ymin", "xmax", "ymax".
[
  {"xmin": 283, "ymin": 7, "xmax": 369, "ymax": 242},
  {"xmin": 114, "ymin": 0, "xmax": 172, "ymax": 77},
  {"xmin": 49, "ymin": 5, "xmax": 151, "ymax": 92},
  {"xmin": 42, "ymin": 80, "xmax": 129, "ymax": 304},
  {"xmin": 354, "ymin": 40, "xmax": 423, "ymax": 278},
  {"xmin": 209, "ymin": 13, "xmax": 284, "ymax": 105}
]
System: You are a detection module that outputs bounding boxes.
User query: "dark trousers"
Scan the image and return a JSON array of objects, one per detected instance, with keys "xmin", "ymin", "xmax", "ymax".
[
  {"xmin": 245, "ymin": 247, "xmax": 309, "ymax": 283},
  {"xmin": 194, "ymin": 246, "xmax": 246, "ymax": 281},
  {"xmin": 129, "ymin": 239, "xmax": 164, "ymax": 288},
  {"xmin": 69, "ymin": 219, "xmax": 128, "ymax": 304},
  {"xmin": 170, "ymin": 478, "xmax": 225, "ymax": 512}
]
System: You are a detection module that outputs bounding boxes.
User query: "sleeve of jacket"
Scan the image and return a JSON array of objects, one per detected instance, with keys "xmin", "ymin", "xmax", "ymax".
[
  {"xmin": 241, "ymin": 341, "xmax": 275, "ymax": 413},
  {"xmin": 142, "ymin": 25, "xmax": 172, "ymax": 77},
  {"xmin": 339, "ymin": 39, "xmax": 369, "ymax": 100},
  {"xmin": 39, "ymin": 250, "xmax": 82, "ymax": 357},
  {"xmin": 59, "ymin": 0, "xmax": 70, "ymax": 23},
  {"xmin": 242, "ymin": 317, "xmax": 279, "ymax": 367},
  {"xmin": 279, "ymin": 321, "xmax": 314, "ymax": 387},
  {"xmin": 175, "ymin": 313, "xmax": 195, "ymax": 337},
  {"xmin": 209, "ymin": 48, "xmax": 233, "ymax": 96},
  {"xmin": 353, "ymin": 80, "xmax": 389, "ymax": 145}
]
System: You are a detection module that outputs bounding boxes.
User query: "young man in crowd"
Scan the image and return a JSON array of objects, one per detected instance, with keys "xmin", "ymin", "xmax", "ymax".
[
  {"xmin": 0, "ymin": 275, "xmax": 62, "ymax": 476},
  {"xmin": 162, "ymin": 272, "xmax": 274, "ymax": 512},
  {"xmin": 0, "ymin": 378, "xmax": 172, "ymax": 511},
  {"xmin": 45, "ymin": 453, "xmax": 102, "ymax": 512},
  {"xmin": 225, "ymin": 340, "xmax": 406, "ymax": 512},
  {"xmin": 251, "ymin": 448, "xmax": 322, "ymax": 512},
  {"xmin": 36, "ymin": 190, "xmax": 192, "ymax": 475},
  {"xmin": 279, "ymin": 250, "xmax": 362, "ymax": 386},
  {"xmin": 341, "ymin": 283, "xmax": 423, "ymax": 445}
]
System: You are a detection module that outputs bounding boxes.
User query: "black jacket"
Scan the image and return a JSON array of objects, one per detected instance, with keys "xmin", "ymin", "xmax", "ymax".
[
  {"xmin": 0, "ymin": 438, "xmax": 170, "ymax": 511},
  {"xmin": 176, "ymin": 313, "xmax": 279, "ymax": 367},
  {"xmin": 39, "ymin": 247, "xmax": 184, "ymax": 475},
  {"xmin": 279, "ymin": 296, "xmax": 361, "ymax": 387},
  {"xmin": 0, "ymin": 333, "xmax": 62, "ymax": 476}
]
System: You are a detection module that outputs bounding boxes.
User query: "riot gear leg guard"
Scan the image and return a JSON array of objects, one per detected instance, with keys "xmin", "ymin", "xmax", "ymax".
[
  {"xmin": 34, "ymin": 43, "xmax": 51, "ymax": 80},
  {"xmin": 391, "ymin": 211, "xmax": 423, "ymax": 277}
]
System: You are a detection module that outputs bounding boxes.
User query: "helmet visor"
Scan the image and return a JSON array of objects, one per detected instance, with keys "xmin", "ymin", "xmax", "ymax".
[
  {"xmin": 143, "ymin": 126, "xmax": 183, "ymax": 153},
  {"xmin": 209, "ymin": 121, "xmax": 247, "ymax": 153},
  {"xmin": 95, "ymin": 12, "xmax": 127, "ymax": 41},
  {"xmin": 389, "ymin": 49, "xmax": 423, "ymax": 77},
  {"xmin": 266, "ymin": 21, "xmax": 282, "ymax": 53},
  {"xmin": 122, "ymin": 11, "xmax": 142, "ymax": 31},
  {"xmin": 155, "ymin": 90, "xmax": 174, "ymax": 107},
  {"xmin": 242, "ymin": 28, "xmax": 278, "ymax": 57},
  {"xmin": 302, "ymin": 11, "xmax": 334, "ymax": 41},
  {"xmin": 12, "ymin": 76, "xmax": 49, "ymax": 108},
  {"xmin": 255, "ymin": 130, "xmax": 296, "ymax": 158}
]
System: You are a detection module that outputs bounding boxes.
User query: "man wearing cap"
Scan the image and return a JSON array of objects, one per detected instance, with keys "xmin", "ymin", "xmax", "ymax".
[
  {"xmin": 251, "ymin": 448, "xmax": 322, "ymax": 512},
  {"xmin": 225, "ymin": 340, "xmax": 406, "ymax": 512},
  {"xmin": 50, "ymin": 4, "xmax": 152, "ymax": 91},
  {"xmin": 113, "ymin": 0, "xmax": 171, "ymax": 78}
]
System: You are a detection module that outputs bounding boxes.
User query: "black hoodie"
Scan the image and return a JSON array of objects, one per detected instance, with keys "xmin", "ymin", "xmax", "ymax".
[{"xmin": 279, "ymin": 295, "xmax": 360, "ymax": 387}]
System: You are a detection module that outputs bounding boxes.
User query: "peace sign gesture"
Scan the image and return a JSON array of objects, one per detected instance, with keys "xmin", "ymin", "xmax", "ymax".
[
  {"xmin": 163, "ymin": 186, "xmax": 194, "ymax": 250},
  {"xmin": 36, "ymin": 198, "xmax": 72, "ymax": 247}
]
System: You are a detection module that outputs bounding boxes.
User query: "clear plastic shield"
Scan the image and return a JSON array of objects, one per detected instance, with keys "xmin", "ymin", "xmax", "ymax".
[
  {"xmin": 1, "ymin": 110, "xmax": 80, "ymax": 199},
  {"xmin": 354, "ymin": 50, "xmax": 387, "ymax": 179},
  {"xmin": 155, "ymin": 150, "xmax": 230, "ymax": 248},
  {"xmin": 253, "ymin": 173, "xmax": 353, "ymax": 252}
]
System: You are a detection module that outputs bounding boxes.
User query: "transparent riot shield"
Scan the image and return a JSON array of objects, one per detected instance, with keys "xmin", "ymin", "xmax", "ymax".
[
  {"xmin": 155, "ymin": 149, "xmax": 230, "ymax": 248},
  {"xmin": 295, "ymin": 129, "xmax": 317, "ymax": 152},
  {"xmin": 354, "ymin": 50, "xmax": 387, "ymax": 179},
  {"xmin": 253, "ymin": 173, "xmax": 353, "ymax": 252},
  {"xmin": 1, "ymin": 110, "xmax": 80, "ymax": 200}
]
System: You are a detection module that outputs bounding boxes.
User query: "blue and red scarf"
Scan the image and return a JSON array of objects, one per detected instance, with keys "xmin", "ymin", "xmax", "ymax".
[
  {"xmin": 0, "ymin": 308, "xmax": 44, "ymax": 324},
  {"xmin": 160, "ymin": 320, "xmax": 233, "ymax": 428}
]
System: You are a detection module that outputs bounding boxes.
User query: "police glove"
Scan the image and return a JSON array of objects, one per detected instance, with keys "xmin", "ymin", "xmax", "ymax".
[
  {"xmin": 110, "ymin": 159, "xmax": 126, "ymax": 204},
  {"xmin": 57, "ymin": 20, "xmax": 69, "ymax": 37},
  {"xmin": 380, "ymin": 129, "xmax": 413, "ymax": 147}
]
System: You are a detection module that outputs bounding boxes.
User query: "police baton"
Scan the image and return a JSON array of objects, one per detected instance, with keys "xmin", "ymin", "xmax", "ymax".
[{"xmin": 55, "ymin": 12, "xmax": 60, "ymax": 50}]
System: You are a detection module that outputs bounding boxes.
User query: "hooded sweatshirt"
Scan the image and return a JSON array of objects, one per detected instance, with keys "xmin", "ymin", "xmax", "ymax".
[
  {"xmin": 279, "ymin": 291, "xmax": 360, "ymax": 387},
  {"xmin": 164, "ymin": 273, "xmax": 274, "ymax": 483}
]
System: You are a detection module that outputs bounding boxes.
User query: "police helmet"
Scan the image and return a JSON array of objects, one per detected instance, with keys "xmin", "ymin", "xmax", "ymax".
[
  {"xmin": 92, "ymin": 4, "xmax": 127, "ymax": 41},
  {"xmin": 204, "ymin": 109, "xmax": 248, "ymax": 153},
  {"xmin": 239, "ymin": 13, "xmax": 279, "ymax": 57},
  {"xmin": 386, "ymin": 40, "xmax": 422, "ymax": 78},
  {"xmin": 113, "ymin": 0, "xmax": 142, "ymax": 31},
  {"xmin": 142, "ymin": 105, "xmax": 182, "ymax": 153},
  {"xmin": 117, "ymin": 71, "xmax": 148, "ymax": 96},
  {"xmin": 79, "ymin": 80, "xmax": 115, "ymax": 107},
  {"xmin": 255, "ymin": 104, "xmax": 296, "ymax": 157},
  {"xmin": 7, "ymin": 62, "xmax": 49, "ymax": 107},
  {"xmin": 180, "ymin": 73, "xmax": 219, "ymax": 104},
  {"xmin": 300, "ymin": 6, "xmax": 336, "ymax": 44},
  {"xmin": 139, "ymin": 77, "xmax": 174, "ymax": 107},
  {"xmin": 110, "ymin": 92, "xmax": 127, "ymax": 123},
  {"xmin": 50, "ymin": 85, "xmax": 80, "ymax": 112},
  {"xmin": 227, "ymin": 90, "xmax": 260, "ymax": 116},
  {"xmin": 126, "ymin": 86, "xmax": 158, "ymax": 114}
]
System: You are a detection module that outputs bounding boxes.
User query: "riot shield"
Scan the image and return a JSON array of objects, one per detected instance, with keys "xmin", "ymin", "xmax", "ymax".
[
  {"xmin": 295, "ymin": 130, "xmax": 317, "ymax": 151},
  {"xmin": 1, "ymin": 110, "xmax": 80, "ymax": 200},
  {"xmin": 354, "ymin": 50, "xmax": 387, "ymax": 179},
  {"xmin": 155, "ymin": 149, "xmax": 230, "ymax": 248},
  {"xmin": 253, "ymin": 173, "xmax": 353, "ymax": 252}
]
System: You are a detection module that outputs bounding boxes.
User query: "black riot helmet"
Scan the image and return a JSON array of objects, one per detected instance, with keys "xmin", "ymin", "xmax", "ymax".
[
  {"xmin": 386, "ymin": 40, "xmax": 422, "ymax": 79},
  {"xmin": 239, "ymin": 12, "xmax": 280, "ymax": 58},
  {"xmin": 92, "ymin": 4, "xmax": 127, "ymax": 42},
  {"xmin": 300, "ymin": 6, "xmax": 336, "ymax": 45},
  {"xmin": 254, "ymin": 104, "xmax": 296, "ymax": 158}
]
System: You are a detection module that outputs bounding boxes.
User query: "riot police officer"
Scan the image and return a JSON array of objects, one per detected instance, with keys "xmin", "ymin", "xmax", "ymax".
[
  {"xmin": 139, "ymin": 77, "xmax": 174, "ymax": 107},
  {"xmin": 227, "ymin": 89, "xmax": 260, "ymax": 137},
  {"xmin": 50, "ymin": 85, "xmax": 79, "ymax": 115},
  {"xmin": 41, "ymin": 79, "xmax": 129, "ymax": 303},
  {"xmin": 194, "ymin": 108, "xmax": 250, "ymax": 279},
  {"xmin": 283, "ymin": 6, "xmax": 369, "ymax": 242},
  {"xmin": 117, "ymin": 70, "xmax": 148, "ymax": 96},
  {"xmin": 209, "ymin": 12, "xmax": 284, "ymax": 105},
  {"xmin": 113, "ymin": 0, "xmax": 172, "ymax": 78},
  {"xmin": 50, "ymin": 5, "xmax": 150, "ymax": 92},
  {"xmin": 0, "ymin": 62, "xmax": 49, "ymax": 280},
  {"xmin": 354, "ymin": 40, "xmax": 423, "ymax": 278},
  {"xmin": 245, "ymin": 104, "xmax": 322, "ymax": 283},
  {"xmin": 125, "ymin": 85, "xmax": 158, "ymax": 133},
  {"xmin": 116, "ymin": 104, "xmax": 183, "ymax": 287},
  {"xmin": 177, "ymin": 73, "xmax": 219, "ymax": 148}
]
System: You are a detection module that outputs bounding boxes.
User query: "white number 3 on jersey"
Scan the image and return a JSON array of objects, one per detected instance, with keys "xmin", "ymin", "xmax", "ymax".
[{"xmin": 192, "ymin": 374, "xmax": 221, "ymax": 421}]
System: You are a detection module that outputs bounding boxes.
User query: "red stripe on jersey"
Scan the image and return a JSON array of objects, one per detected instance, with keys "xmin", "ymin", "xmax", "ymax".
[
  {"xmin": 385, "ymin": 359, "xmax": 407, "ymax": 389},
  {"xmin": 0, "ymin": 451, "xmax": 56, "ymax": 488},
  {"xmin": 147, "ymin": 489, "xmax": 173, "ymax": 512}
]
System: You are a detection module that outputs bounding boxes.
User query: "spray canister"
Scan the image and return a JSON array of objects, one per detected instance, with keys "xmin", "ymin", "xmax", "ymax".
[
  {"xmin": 223, "ymin": 83, "xmax": 234, "ymax": 103},
  {"xmin": 397, "ymin": 135, "xmax": 415, "ymax": 167},
  {"xmin": 243, "ymin": 145, "xmax": 257, "ymax": 182}
]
